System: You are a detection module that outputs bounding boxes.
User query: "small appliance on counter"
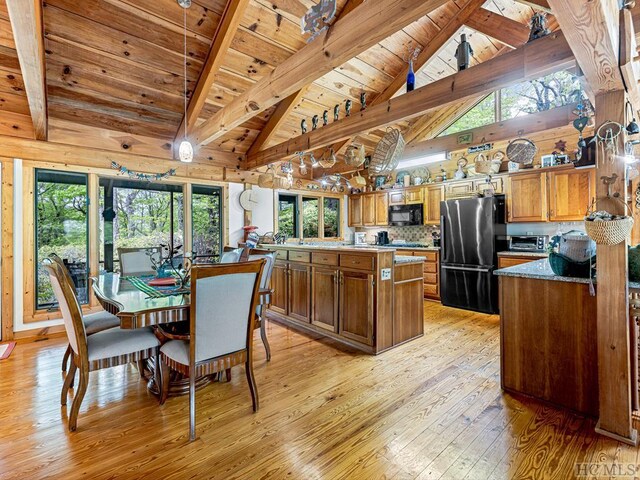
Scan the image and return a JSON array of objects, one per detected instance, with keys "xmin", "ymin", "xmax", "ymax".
[
  {"xmin": 376, "ymin": 231, "xmax": 389, "ymax": 245},
  {"xmin": 508, "ymin": 235, "xmax": 548, "ymax": 253},
  {"xmin": 354, "ymin": 232, "xmax": 368, "ymax": 246},
  {"xmin": 432, "ymin": 231, "xmax": 441, "ymax": 248},
  {"xmin": 388, "ymin": 204, "xmax": 423, "ymax": 226}
]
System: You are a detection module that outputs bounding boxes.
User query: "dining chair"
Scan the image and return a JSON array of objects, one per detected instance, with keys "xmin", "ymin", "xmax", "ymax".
[
  {"xmin": 220, "ymin": 247, "xmax": 243, "ymax": 263},
  {"xmin": 247, "ymin": 251, "xmax": 277, "ymax": 361},
  {"xmin": 43, "ymin": 259, "xmax": 161, "ymax": 432},
  {"xmin": 159, "ymin": 259, "xmax": 265, "ymax": 441},
  {"xmin": 48, "ymin": 254, "xmax": 121, "ymax": 373},
  {"xmin": 118, "ymin": 247, "xmax": 161, "ymax": 276}
]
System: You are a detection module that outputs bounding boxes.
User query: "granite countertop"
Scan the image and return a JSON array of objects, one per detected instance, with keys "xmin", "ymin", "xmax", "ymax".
[
  {"xmin": 495, "ymin": 258, "xmax": 640, "ymax": 290},
  {"xmin": 261, "ymin": 243, "xmax": 439, "ymax": 252},
  {"xmin": 394, "ymin": 255, "xmax": 426, "ymax": 264},
  {"xmin": 497, "ymin": 251, "xmax": 549, "ymax": 257},
  {"xmin": 382, "ymin": 245, "xmax": 440, "ymax": 251}
]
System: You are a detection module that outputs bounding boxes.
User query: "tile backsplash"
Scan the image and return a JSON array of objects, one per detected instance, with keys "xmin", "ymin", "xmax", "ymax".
[{"xmin": 355, "ymin": 225, "xmax": 440, "ymax": 245}]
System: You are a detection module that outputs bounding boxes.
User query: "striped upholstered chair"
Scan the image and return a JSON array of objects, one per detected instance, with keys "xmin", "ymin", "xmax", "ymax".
[
  {"xmin": 43, "ymin": 259, "xmax": 161, "ymax": 432},
  {"xmin": 158, "ymin": 259, "xmax": 265, "ymax": 441},
  {"xmin": 48, "ymin": 254, "xmax": 120, "ymax": 373}
]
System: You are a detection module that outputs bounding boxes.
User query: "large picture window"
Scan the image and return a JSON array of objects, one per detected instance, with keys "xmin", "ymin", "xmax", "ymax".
[
  {"xmin": 192, "ymin": 185, "xmax": 223, "ymax": 263},
  {"xmin": 99, "ymin": 179, "xmax": 183, "ymax": 272},
  {"xmin": 277, "ymin": 193, "xmax": 341, "ymax": 239},
  {"xmin": 35, "ymin": 170, "xmax": 89, "ymax": 309}
]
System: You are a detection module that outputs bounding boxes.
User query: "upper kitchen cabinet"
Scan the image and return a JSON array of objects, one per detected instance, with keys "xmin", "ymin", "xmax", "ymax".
[
  {"xmin": 388, "ymin": 190, "xmax": 406, "ymax": 206},
  {"xmin": 349, "ymin": 195, "xmax": 363, "ymax": 227},
  {"xmin": 548, "ymin": 169, "xmax": 595, "ymax": 222},
  {"xmin": 405, "ymin": 187, "xmax": 424, "ymax": 204},
  {"xmin": 424, "ymin": 185, "xmax": 444, "ymax": 225},
  {"xmin": 362, "ymin": 194, "xmax": 376, "ymax": 226},
  {"xmin": 507, "ymin": 172, "xmax": 548, "ymax": 222},
  {"xmin": 375, "ymin": 192, "xmax": 389, "ymax": 226}
]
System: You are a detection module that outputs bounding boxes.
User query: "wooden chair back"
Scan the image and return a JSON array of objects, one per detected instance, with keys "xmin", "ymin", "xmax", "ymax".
[
  {"xmin": 43, "ymin": 258, "xmax": 88, "ymax": 360},
  {"xmin": 49, "ymin": 253, "xmax": 75, "ymax": 289},
  {"xmin": 118, "ymin": 247, "xmax": 160, "ymax": 276},
  {"xmin": 220, "ymin": 247, "xmax": 243, "ymax": 263},
  {"xmin": 247, "ymin": 252, "xmax": 277, "ymax": 308},
  {"xmin": 189, "ymin": 260, "xmax": 265, "ymax": 365}
]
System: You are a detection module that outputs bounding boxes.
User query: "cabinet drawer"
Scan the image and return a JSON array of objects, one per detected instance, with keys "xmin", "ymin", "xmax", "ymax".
[
  {"xmin": 312, "ymin": 252, "xmax": 338, "ymax": 266},
  {"xmin": 274, "ymin": 250, "xmax": 288, "ymax": 260},
  {"xmin": 424, "ymin": 284, "xmax": 439, "ymax": 296},
  {"xmin": 424, "ymin": 273, "xmax": 438, "ymax": 284},
  {"xmin": 422, "ymin": 251, "xmax": 438, "ymax": 262},
  {"xmin": 340, "ymin": 254, "xmax": 375, "ymax": 271},
  {"xmin": 289, "ymin": 251, "xmax": 310, "ymax": 263},
  {"xmin": 424, "ymin": 262, "xmax": 437, "ymax": 274}
]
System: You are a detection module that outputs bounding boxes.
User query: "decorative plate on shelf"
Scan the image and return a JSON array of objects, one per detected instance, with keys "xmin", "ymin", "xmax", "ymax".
[
  {"xmin": 506, "ymin": 138, "xmax": 537, "ymax": 165},
  {"xmin": 395, "ymin": 170, "xmax": 411, "ymax": 185},
  {"xmin": 410, "ymin": 167, "xmax": 430, "ymax": 183}
]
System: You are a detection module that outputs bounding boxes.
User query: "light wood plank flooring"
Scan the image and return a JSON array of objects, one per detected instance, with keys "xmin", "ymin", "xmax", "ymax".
[{"xmin": 0, "ymin": 302, "xmax": 636, "ymax": 479}]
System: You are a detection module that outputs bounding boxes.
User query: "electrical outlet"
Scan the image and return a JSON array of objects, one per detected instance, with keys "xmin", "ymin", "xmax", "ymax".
[{"xmin": 381, "ymin": 268, "xmax": 391, "ymax": 281}]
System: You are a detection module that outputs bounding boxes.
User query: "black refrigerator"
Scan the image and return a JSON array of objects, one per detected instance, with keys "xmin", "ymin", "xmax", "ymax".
[{"xmin": 439, "ymin": 195, "xmax": 507, "ymax": 314}]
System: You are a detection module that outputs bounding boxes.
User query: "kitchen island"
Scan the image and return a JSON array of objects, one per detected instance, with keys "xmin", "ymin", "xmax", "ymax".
[
  {"xmin": 262, "ymin": 244, "xmax": 425, "ymax": 354},
  {"xmin": 495, "ymin": 259, "xmax": 599, "ymax": 415}
]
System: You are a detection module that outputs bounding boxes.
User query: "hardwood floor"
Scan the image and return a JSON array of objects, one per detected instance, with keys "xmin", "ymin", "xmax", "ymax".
[{"xmin": 0, "ymin": 302, "xmax": 636, "ymax": 479}]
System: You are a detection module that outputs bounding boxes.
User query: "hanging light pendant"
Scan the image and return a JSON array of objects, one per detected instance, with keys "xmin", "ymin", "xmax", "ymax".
[
  {"xmin": 178, "ymin": 0, "xmax": 193, "ymax": 162},
  {"xmin": 626, "ymin": 100, "xmax": 640, "ymax": 135}
]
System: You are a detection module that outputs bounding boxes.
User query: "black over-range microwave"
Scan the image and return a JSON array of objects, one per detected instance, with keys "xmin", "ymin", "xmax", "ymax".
[{"xmin": 388, "ymin": 204, "xmax": 423, "ymax": 226}]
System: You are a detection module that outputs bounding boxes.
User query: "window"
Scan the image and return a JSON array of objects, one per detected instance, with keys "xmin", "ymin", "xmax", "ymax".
[
  {"xmin": 323, "ymin": 198, "xmax": 340, "ymax": 238},
  {"xmin": 277, "ymin": 194, "xmax": 298, "ymax": 238},
  {"xmin": 277, "ymin": 193, "xmax": 341, "ymax": 239},
  {"xmin": 35, "ymin": 170, "xmax": 89, "ymax": 309},
  {"xmin": 99, "ymin": 179, "xmax": 183, "ymax": 272},
  {"xmin": 192, "ymin": 185, "xmax": 223, "ymax": 264},
  {"xmin": 302, "ymin": 197, "xmax": 319, "ymax": 238},
  {"xmin": 500, "ymin": 70, "xmax": 582, "ymax": 120},
  {"xmin": 440, "ymin": 93, "xmax": 496, "ymax": 136}
]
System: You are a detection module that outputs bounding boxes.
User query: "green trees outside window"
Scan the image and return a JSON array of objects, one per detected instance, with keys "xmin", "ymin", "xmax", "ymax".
[
  {"xmin": 277, "ymin": 193, "xmax": 341, "ymax": 239},
  {"xmin": 192, "ymin": 185, "xmax": 223, "ymax": 263}
]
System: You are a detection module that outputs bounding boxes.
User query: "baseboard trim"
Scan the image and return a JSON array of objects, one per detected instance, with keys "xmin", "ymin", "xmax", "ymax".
[
  {"xmin": 595, "ymin": 420, "xmax": 639, "ymax": 446},
  {"xmin": 13, "ymin": 324, "xmax": 66, "ymax": 343}
]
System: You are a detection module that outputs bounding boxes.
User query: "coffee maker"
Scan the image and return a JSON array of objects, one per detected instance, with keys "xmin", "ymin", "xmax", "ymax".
[{"xmin": 376, "ymin": 231, "xmax": 389, "ymax": 245}]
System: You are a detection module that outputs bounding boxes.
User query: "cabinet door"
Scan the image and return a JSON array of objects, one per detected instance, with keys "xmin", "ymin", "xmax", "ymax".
[
  {"xmin": 270, "ymin": 262, "xmax": 288, "ymax": 315},
  {"xmin": 388, "ymin": 190, "xmax": 405, "ymax": 205},
  {"xmin": 348, "ymin": 196, "xmax": 363, "ymax": 227},
  {"xmin": 507, "ymin": 173, "xmax": 547, "ymax": 222},
  {"xmin": 424, "ymin": 186, "xmax": 444, "ymax": 225},
  {"xmin": 311, "ymin": 267, "xmax": 338, "ymax": 332},
  {"xmin": 288, "ymin": 263, "xmax": 311, "ymax": 323},
  {"xmin": 474, "ymin": 177, "xmax": 504, "ymax": 194},
  {"xmin": 446, "ymin": 181, "xmax": 473, "ymax": 195},
  {"xmin": 339, "ymin": 270, "xmax": 374, "ymax": 345},
  {"xmin": 548, "ymin": 169, "xmax": 594, "ymax": 221},
  {"xmin": 362, "ymin": 194, "xmax": 376, "ymax": 226},
  {"xmin": 405, "ymin": 187, "xmax": 424, "ymax": 204},
  {"xmin": 375, "ymin": 192, "xmax": 388, "ymax": 226}
]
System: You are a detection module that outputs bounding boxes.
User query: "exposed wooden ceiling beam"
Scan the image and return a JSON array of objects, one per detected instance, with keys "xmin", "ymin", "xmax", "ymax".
[
  {"xmin": 246, "ymin": 0, "xmax": 364, "ymax": 157},
  {"xmin": 6, "ymin": 0, "xmax": 47, "ymax": 140},
  {"xmin": 175, "ymin": 0, "xmax": 250, "ymax": 144},
  {"xmin": 246, "ymin": 31, "xmax": 574, "ymax": 169},
  {"xmin": 466, "ymin": 8, "xmax": 531, "ymax": 49},
  {"xmin": 404, "ymin": 103, "xmax": 577, "ymax": 158},
  {"xmin": 312, "ymin": 0, "xmax": 486, "ymax": 178},
  {"xmin": 191, "ymin": 0, "xmax": 451, "ymax": 147},
  {"xmin": 514, "ymin": 0, "xmax": 552, "ymax": 14}
]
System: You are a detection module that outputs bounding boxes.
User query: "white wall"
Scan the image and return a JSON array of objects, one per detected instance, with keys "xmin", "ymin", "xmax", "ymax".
[{"xmin": 227, "ymin": 184, "xmax": 276, "ymax": 247}]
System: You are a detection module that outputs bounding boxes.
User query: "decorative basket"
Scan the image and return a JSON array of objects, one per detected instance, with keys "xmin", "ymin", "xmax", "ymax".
[
  {"xmin": 584, "ymin": 198, "xmax": 634, "ymax": 246},
  {"xmin": 506, "ymin": 138, "xmax": 537, "ymax": 165},
  {"xmin": 548, "ymin": 252, "xmax": 594, "ymax": 278},
  {"xmin": 473, "ymin": 154, "xmax": 501, "ymax": 175},
  {"xmin": 344, "ymin": 144, "xmax": 366, "ymax": 167},
  {"xmin": 318, "ymin": 148, "xmax": 337, "ymax": 169},
  {"xmin": 258, "ymin": 165, "xmax": 275, "ymax": 188},
  {"xmin": 369, "ymin": 128, "xmax": 406, "ymax": 174}
]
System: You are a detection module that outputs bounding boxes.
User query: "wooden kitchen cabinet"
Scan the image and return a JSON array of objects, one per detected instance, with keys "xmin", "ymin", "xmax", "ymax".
[
  {"xmin": 362, "ymin": 194, "xmax": 376, "ymax": 226},
  {"xmin": 388, "ymin": 190, "xmax": 405, "ymax": 205},
  {"xmin": 288, "ymin": 263, "xmax": 311, "ymax": 323},
  {"xmin": 424, "ymin": 185, "xmax": 444, "ymax": 225},
  {"xmin": 348, "ymin": 195, "xmax": 363, "ymax": 227},
  {"xmin": 507, "ymin": 172, "xmax": 547, "ymax": 222},
  {"xmin": 548, "ymin": 168, "xmax": 595, "ymax": 221},
  {"xmin": 405, "ymin": 187, "xmax": 424, "ymax": 204},
  {"xmin": 271, "ymin": 261, "xmax": 288, "ymax": 315},
  {"xmin": 446, "ymin": 180, "xmax": 473, "ymax": 196},
  {"xmin": 311, "ymin": 266, "xmax": 339, "ymax": 332},
  {"xmin": 375, "ymin": 192, "xmax": 388, "ymax": 225},
  {"xmin": 474, "ymin": 177, "xmax": 503, "ymax": 194},
  {"xmin": 339, "ymin": 270, "xmax": 374, "ymax": 346},
  {"xmin": 497, "ymin": 254, "xmax": 546, "ymax": 269}
]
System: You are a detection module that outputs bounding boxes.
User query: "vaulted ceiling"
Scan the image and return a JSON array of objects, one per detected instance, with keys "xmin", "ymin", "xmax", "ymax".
[{"xmin": 0, "ymin": 0, "xmax": 572, "ymax": 168}]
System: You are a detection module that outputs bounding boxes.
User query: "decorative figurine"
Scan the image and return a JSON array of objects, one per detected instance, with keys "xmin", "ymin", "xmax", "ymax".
[
  {"xmin": 312, "ymin": 115, "xmax": 319, "ymax": 130},
  {"xmin": 360, "ymin": 91, "xmax": 367, "ymax": 111},
  {"xmin": 333, "ymin": 104, "xmax": 340, "ymax": 122},
  {"xmin": 301, "ymin": 118, "xmax": 307, "ymax": 134},
  {"xmin": 528, "ymin": 12, "xmax": 550, "ymax": 42},
  {"xmin": 454, "ymin": 33, "xmax": 473, "ymax": 71},
  {"xmin": 345, "ymin": 100, "xmax": 352, "ymax": 117},
  {"xmin": 301, "ymin": 0, "xmax": 337, "ymax": 43},
  {"xmin": 322, "ymin": 110, "xmax": 329, "ymax": 126}
]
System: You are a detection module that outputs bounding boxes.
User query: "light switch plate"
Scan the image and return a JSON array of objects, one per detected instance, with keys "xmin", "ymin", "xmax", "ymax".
[{"xmin": 381, "ymin": 268, "xmax": 392, "ymax": 281}]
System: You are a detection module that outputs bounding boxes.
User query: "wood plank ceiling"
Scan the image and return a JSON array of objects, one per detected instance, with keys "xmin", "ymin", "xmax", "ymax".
[{"xmin": 2, "ymin": 0, "xmax": 542, "ymax": 168}]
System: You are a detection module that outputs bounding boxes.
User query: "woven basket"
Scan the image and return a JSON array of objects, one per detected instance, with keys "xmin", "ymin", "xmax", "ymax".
[
  {"xmin": 584, "ymin": 217, "xmax": 634, "ymax": 245},
  {"xmin": 369, "ymin": 128, "xmax": 405, "ymax": 174},
  {"xmin": 258, "ymin": 165, "xmax": 275, "ymax": 188}
]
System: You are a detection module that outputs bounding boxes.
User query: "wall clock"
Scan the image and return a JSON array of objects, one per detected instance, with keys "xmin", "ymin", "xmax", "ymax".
[{"xmin": 239, "ymin": 190, "xmax": 259, "ymax": 211}]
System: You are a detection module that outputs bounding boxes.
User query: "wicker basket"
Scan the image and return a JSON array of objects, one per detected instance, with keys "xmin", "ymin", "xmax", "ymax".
[
  {"xmin": 585, "ymin": 217, "xmax": 634, "ymax": 245},
  {"xmin": 369, "ymin": 128, "xmax": 405, "ymax": 174},
  {"xmin": 473, "ymin": 154, "xmax": 501, "ymax": 175},
  {"xmin": 258, "ymin": 165, "xmax": 275, "ymax": 188}
]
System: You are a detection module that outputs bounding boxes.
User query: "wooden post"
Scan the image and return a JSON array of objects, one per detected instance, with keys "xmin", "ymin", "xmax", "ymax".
[
  {"xmin": 87, "ymin": 173, "xmax": 99, "ymax": 308},
  {"xmin": 594, "ymin": 90, "xmax": 638, "ymax": 445},
  {"xmin": 1, "ymin": 159, "xmax": 14, "ymax": 341}
]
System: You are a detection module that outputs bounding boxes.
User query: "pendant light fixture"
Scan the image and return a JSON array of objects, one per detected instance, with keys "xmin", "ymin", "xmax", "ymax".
[
  {"xmin": 625, "ymin": 100, "xmax": 640, "ymax": 135},
  {"xmin": 178, "ymin": 0, "xmax": 193, "ymax": 162}
]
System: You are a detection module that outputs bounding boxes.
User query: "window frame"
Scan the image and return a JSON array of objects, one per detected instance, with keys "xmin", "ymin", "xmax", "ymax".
[
  {"xmin": 191, "ymin": 184, "xmax": 224, "ymax": 264},
  {"xmin": 275, "ymin": 191, "xmax": 343, "ymax": 240}
]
